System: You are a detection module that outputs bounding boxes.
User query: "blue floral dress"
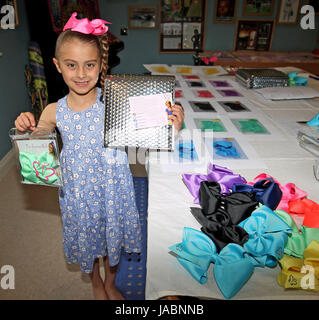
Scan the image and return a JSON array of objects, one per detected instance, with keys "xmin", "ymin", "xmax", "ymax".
[{"xmin": 56, "ymin": 88, "xmax": 142, "ymax": 274}]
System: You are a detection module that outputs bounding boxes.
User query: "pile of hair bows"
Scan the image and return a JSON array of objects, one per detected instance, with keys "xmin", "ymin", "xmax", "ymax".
[{"xmin": 169, "ymin": 163, "xmax": 319, "ymax": 299}]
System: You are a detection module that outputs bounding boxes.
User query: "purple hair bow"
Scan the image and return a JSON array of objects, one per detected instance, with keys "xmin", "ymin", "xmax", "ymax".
[{"xmin": 182, "ymin": 163, "xmax": 247, "ymax": 204}]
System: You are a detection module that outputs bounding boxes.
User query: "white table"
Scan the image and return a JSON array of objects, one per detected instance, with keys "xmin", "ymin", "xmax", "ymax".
[{"xmin": 145, "ymin": 67, "xmax": 319, "ymax": 300}]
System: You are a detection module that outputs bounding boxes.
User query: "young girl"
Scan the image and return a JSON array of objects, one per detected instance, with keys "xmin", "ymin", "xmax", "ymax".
[{"xmin": 14, "ymin": 12, "xmax": 184, "ymax": 300}]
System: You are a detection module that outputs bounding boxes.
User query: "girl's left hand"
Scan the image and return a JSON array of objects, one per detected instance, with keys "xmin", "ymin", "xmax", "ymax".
[{"xmin": 168, "ymin": 103, "xmax": 184, "ymax": 132}]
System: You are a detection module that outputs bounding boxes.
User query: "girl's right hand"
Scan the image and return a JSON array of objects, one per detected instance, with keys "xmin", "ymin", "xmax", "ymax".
[{"xmin": 14, "ymin": 112, "xmax": 36, "ymax": 132}]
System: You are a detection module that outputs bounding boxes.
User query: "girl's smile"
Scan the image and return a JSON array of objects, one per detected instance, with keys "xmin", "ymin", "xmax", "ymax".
[{"xmin": 74, "ymin": 81, "xmax": 89, "ymax": 87}]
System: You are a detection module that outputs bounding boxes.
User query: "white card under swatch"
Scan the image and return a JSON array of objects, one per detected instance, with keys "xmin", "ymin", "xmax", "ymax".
[{"xmin": 129, "ymin": 93, "xmax": 171, "ymax": 130}]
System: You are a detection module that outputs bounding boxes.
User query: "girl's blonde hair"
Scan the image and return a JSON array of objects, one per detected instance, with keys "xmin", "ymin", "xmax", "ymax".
[{"xmin": 55, "ymin": 29, "xmax": 109, "ymax": 102}]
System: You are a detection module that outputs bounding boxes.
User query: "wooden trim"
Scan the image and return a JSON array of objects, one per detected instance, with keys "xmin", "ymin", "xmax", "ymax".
[
  {"xmin": 202, "ymin": 50, "xmax": 319, "ymax": 57},
  {"xmin": 14, "ymin": 0, "xmax": 18, "ymax": 26},
  {"xmin": 199, "ymin": 50, "xmax": 319, "ymax": 74}
]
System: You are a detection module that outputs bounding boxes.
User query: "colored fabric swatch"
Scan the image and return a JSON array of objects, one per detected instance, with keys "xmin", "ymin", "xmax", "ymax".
[
  {"xmin": 194, "ymin": 90, "xmax": 214, "ymax": 98},
  {"xmin": 186, "ymin": 81, "xmax": 205, "ymax": 88},
  {"xmin": 178, "ymin": 140, "xmax": 198, "ymax": 160},
  {"xmin": 208, "ymin": 138, "xmax": 247, "ymax": 160},
  {"xmin": 175, "ymin": 90, "xmax": 184, "ymax": 98},
  {"xmin": 176, "ymin": 67, "xmax": 193, "ymax": 74},
  {"xmin": 202, "ymin": 68, "xmax": 220, "ymax": 75},
  {"xmin": 218, "ymin": 101, "xmax": 250, "ymax": 112},
  {"xmin": 195, "ymin": 119, "xmax": 226, "ymax": 132},
  {"xmin": 183, "ymin": 75, "xmax": 200, "ymax": 79},
  {"xmin": 232, "ymin": 119, "xmax": 269, "ymax": 134},
  {"xmin": 190, "ymin": 101, "xmax": 216, "ymax": 112},
  {"xmin": 153, "ymin": 66, "xmax": 170, "ymax": 73},
  {"xmin": 218, "ymin": 89, "xmax": 243, "ymax": 97},
  {"xmin": 213, "ymin": 140, "xmax": 240, "ymax": 158},
  {"xmin": 209, "ymin": 80, "xmax": 231, "ymax": 88}
]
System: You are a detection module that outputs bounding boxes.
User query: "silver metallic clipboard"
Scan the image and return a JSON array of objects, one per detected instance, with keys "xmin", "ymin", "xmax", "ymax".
[{"xmin": 103, "ymin": 74, "xmax": 175, "ymax": 150}]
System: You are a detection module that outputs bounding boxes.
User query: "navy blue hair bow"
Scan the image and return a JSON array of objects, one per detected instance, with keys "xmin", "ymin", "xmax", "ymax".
[{"xmin": 232, "ymin": 178, "xmax": 282, "ymax": 210}]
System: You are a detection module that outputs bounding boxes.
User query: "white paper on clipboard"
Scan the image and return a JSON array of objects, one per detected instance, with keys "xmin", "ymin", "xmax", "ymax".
[{"xmin": 128, "ymin": 92, "xmax": 172, "ymax": 130}]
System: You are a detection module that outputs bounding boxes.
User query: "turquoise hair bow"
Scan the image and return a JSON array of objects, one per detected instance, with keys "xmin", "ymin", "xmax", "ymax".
[
  {"xmin": 238, "ymin": 205, "xmax": 292, "ymax": 268},
  {"xmin": 169, "ymin": 206, "xmax": 292, "ymax": 299},
  {"xmin": 19, "ymin": 151, "xmax": 59, "ymax": 185},
  {"xmin": 169, "ymin": 227, "xmax": 255, "ymax": 299}
]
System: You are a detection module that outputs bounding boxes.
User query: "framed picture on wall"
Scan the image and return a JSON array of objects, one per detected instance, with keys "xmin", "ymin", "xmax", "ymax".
[
  {"xmin": 234, "ymin": 19, "xmax": 275, "ymax": 51},
  {"xmin": 214, "ymin": 0, "xmax": 237, "ymax": 23},
  {"xmin": 277, "ymin": 0, "xmax": 301, "ymax": 25},
  {"xmin": 308, "ymin": 0, "xmax": 319, "ymax": 14},
  {"xmin": 242, "ymin": 0, "xmax": 274, "ymax": 16},
  {"xmin": 0, "ymin": 0, "xmax": 18, "ymax": 28},
  {"xmin": 128, "ymin": 6, "xmax": 157, "ymax": 29},
  {"xmin": 159, "ymin": 0, "xmax": 206, "ymax": 53},
  {"xmin": 182, "ymin": 22, "xmax": 202, "ymax": 49}
]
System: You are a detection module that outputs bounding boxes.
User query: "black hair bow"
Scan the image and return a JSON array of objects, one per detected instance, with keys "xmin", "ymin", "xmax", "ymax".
[{"xmin": 190, "ymin": 180, "xmax": 258, "ymax": 252}]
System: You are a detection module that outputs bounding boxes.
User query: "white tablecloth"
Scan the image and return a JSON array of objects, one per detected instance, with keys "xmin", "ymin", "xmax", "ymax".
[{"xmin": 145, "ymin": 68, "xmax": 319, "ymax": 300}]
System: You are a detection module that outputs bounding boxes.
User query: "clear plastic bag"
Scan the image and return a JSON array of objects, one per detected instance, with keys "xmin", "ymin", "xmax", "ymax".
[{"xmin": 9, "ymin": 124, "xmax": 63, "ymax": 187}]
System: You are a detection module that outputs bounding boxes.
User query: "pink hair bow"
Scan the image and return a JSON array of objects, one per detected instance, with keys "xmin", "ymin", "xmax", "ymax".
[
  {"xmin": 201, "ymin": 56, "xmax": 218, "ymax": 65},
  {"xmin": 63, "ymin": 12, "xmax": 111, "ymax": 36}
]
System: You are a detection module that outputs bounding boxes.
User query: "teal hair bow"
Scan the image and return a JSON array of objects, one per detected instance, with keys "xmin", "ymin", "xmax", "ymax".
[
  {"xmin": 19, "ymin": 151, "xmax": 59, "ymax": 185},
  {"xmin": 169, "ymin": 227, "xmax": 255, "ymax": 299},
  {"xmin": 169, "ymin": 206, "xmax": 292, "ymax": 299},
  {"xmin": 238, "ymin": 205, "xmax": 292, "ymax": 268}
]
